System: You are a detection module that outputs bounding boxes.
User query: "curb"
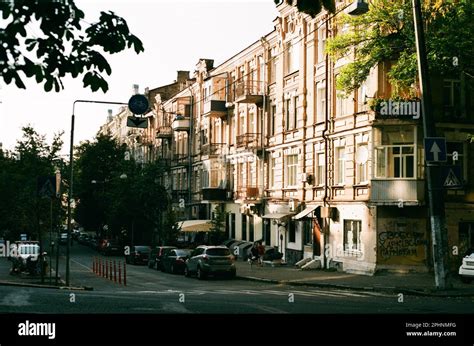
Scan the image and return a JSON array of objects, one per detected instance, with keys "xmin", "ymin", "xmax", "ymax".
[
  {"xmin": 236, "ymin": 275, "xmax": 474, "ymax": 297},
  {"xmin": 0, "ymin": 280, "xmax": 93, "ymax": 291}
]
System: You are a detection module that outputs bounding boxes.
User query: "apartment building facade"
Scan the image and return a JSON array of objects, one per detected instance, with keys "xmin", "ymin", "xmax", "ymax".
[{"xmin": 104, "ymin": 0, "xmax": 474, "ymax": 275}]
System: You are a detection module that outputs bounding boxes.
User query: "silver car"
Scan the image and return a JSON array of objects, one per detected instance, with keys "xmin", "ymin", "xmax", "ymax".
[{"xmin": 184, "ymin": 246, "xmax": 236, "ymax": 279}]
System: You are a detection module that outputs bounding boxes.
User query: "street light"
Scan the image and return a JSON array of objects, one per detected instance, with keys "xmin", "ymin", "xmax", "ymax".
[{"xmin": 66, "ymin": 100, "xmax": 128, "ymax": 286}]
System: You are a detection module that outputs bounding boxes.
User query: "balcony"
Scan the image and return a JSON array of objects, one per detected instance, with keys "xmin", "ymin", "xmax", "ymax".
[
  {"xmin": 156, "ymin": 157, "xmax": 171, "ymax": 169},
  {"xmin": 236, "ymin": 133, "xmax": 262, "ymax": 150},
  {"xmin": 201, "ymin": 143, "xmax": 225, "ymax": 158},
  {"xmin": 236, "ymin": 185, "xmax": 261, "ymax": 202},
  {"xmin": 203, "ymin": 98, "xmax": 228, "ymax": 119},
  {"xmin": 171, "ymin": 190, "xmax": 189, "ymax": 202},
  {"xmin": 202, "ymin": 187, "xmax": 231, "ymax": 202},
  {"xmin": 234, "ymin": 81, "xmax": 266, "ymax": 104},
  {"xmin": 171, "ymin": 154, "xmax": 190, "ymax": 167},
  {"xmin": 172, "ymin": 116, "xmax": 190, "ymax": 131},
  {"xmin": 370, "ymin": 179, "xmax": 425, "ymax": 205},
  {"xmin": 156, "ymin": 126, "xmax": 173, "ymax": 139}
]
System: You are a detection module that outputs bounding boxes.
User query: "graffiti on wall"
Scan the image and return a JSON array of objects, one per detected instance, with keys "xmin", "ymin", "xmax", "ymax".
[{"xmin": 378, "ymin": 220, "xmax": 428, "ymax": 265}]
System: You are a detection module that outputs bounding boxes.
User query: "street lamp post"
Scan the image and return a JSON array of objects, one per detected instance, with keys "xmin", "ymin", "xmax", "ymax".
[{"xmin": 66, "ymin": 100, "xmax": 128, "ymax": 286}]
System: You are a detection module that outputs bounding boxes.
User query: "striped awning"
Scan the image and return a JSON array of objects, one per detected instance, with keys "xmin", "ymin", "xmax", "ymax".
[{"xmin": 179, "ymin": 220, "xmax": 212, "ymax": 232}]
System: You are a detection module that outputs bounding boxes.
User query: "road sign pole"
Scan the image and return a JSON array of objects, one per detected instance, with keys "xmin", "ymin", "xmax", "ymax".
[{"xmin": 413, "ymin": 0, "xmax": 448, "ymax": 289}]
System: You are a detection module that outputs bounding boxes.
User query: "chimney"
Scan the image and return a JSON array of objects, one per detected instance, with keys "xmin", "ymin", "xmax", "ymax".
[
  {"xmin": 133, "ymin": 84, "xmax": 139, "ymax": 95},
  {"xmin": 177, "ymin": 71, "xmax": 190, "ymax": 83}
]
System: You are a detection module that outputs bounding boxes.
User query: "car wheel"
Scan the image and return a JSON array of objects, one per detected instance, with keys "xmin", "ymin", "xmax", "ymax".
[
  {"xmin": 160, "ymin": 263, "xmax": 165, "ymax": 272},
  {"xmin": 148, "ymin": 261, "xmax": 153, "ymax": 269},
  {"xmin": 197, "ymin": 266, "xmax": 206, "ymax": 280},
  {"xmin": 460, "ymin": 276, "xmax": 472, "ymax": 284},
  {"xmin": 184, "ymin": 266, "xmax": 191, "ymax": 278},
  {"xmin": 228, "ymin": 270, "xmax": 236, "ymax": 279},
  {"xmin": 171, "ymin": 264, "xmax": 176, "ymax": 274}
]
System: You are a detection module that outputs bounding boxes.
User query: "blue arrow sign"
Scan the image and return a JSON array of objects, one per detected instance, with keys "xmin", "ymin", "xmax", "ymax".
[{"xmin": 424, "ymin": 137, "xmax": 446, "ymax": 162}]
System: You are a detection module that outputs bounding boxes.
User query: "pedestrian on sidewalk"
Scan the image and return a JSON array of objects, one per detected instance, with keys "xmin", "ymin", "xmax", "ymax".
[
  {"xmin": 257, "ymin": 241, "xmax": 265, "ymax": 266},
  {"xmin": 249, "ymin": 242, "xmax": 259, "ymax": 267}
]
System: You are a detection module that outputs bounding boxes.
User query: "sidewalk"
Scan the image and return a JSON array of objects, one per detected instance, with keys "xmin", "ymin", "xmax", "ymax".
[{"xmin": 234, "ymin": 260, "xmax": 474, "ymax": 297}]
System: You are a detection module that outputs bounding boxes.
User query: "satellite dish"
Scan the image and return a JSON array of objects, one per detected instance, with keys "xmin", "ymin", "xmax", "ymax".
[{"xmin": 355, "ymin": 146, "xmax": 369, "ymax": 164}]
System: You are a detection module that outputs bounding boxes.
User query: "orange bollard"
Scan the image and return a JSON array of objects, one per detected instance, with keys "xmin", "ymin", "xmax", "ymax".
[
  {"xmin": 118, "ymin": 262, "xmax": 122, "ymax": 285},
  {"xmin": 123, "ymin": 261, "xmax": 127, "ymax": 286},
  {"xmin": 109, "ymin": 261, "xmax": 113, "ymax": 281},
  {"xmin": 114, "ymin": 260, "xmax": 117, "ymax": 283}
]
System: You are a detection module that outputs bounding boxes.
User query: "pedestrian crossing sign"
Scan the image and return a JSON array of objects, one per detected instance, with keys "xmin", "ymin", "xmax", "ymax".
[{"xmin": 442, "ymin": 166, "xmax": 463, "ymax": 189}]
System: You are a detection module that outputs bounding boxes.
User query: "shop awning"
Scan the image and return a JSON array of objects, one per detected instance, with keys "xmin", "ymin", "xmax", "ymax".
[
  {"xmin": 179, "ymin": 220, "xmax": 212, "ymax": 232},
  {"xmin": 261, "ymin": 213, "xmax": 293, "ymax": 220},
  {"xmin": 294, "ymin": 205, "xmax": 320, "ymax": 220}
]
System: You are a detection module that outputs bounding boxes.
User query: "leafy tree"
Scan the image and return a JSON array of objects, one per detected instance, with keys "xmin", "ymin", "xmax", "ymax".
[
  {"xmin": 208, "ymin": 205, "xmax": 228, "ymax": 245},
  {"xmin": 159, "ymin": 206, "xmax": 181, "ymax": 246},
  {"xmin": 0, "ymin": 0, "xmax": 144, "ymax": 92},
  {"xmin": 0, "ymin": 126, "xmax": 65, "ymax": 241},
  {"xmin": 326, "ymin": 0, "xmax": 474, "ymax": 96},
  {"xmin": 275, "ymin": 0, "xmax": 335, "ymax": 17}
]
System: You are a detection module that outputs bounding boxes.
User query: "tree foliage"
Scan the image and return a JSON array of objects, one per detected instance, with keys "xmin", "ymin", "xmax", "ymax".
[
  {"xmin": 208, "ymin": 205, "xmax": 228, "ymax": 245},
  {"xmin": 326, "ymin": 0, "xmax": 474, "ymax": 96},
  {"xmin": 275, "ymin": 0, "xmax": 335, "ymax": 17},
  {"xmin": 0, "ymin": 126, "xmax": 65, "ymax": 241},
  {"xmin": 0, "ymin": 0, "xmax": 144, "ymax": 92}
]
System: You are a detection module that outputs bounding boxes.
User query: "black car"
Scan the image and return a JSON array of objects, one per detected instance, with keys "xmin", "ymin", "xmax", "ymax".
[
  {"xmin": 161, "ymin": 249, "xmax": 191, "ymax": 274},
  {"xmin": 125, "ymin": 245, "xmax": 151, "ymax": 265},
  {"xmin": 100, "ymin": 239, "xmax": 122, "ymax": 256},
  {"xmin": 148, "ymin": 246, "xmax": 177, "ymax": 270}
]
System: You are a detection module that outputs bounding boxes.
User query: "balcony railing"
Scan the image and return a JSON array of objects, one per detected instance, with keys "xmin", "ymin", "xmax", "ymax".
[
  {"xmin": 234, "ymin": 80, "xmax": 266, "ymax": 104},
  {"xmin": 203, "ymin": 98, "xmax": 228, "ymax": 119},
  {"xmin": 171, "ymin": 190, "xmax": 189, "ymax": 202},
  {"xmin": 172, "ymin": 154, "xmax": 190, "ymax": 167},
  {"xmin": 156, "ymin": 126, "xmax": 173, "ymax": 139},
  {"xmin": 156, "ymin": 157, "xmax": 171, "ymax": 169},
  {"xmin": 201, "ymin": 143, "xmax": 226, "ymax": 157},
  {"xmin": 236, "ymin": 185, "xmax": 261, "ymax": 201},
  {"xmin": 172, "ymin": 116, "xmax": 190, "ymax": 131},
  {"xmin": 370, "ymin": 179, "xmax": 425, "ymax": 205},
  {"xmin": 202, "ymin": 187, "xmax": 231, "ymax": 202},
  {"xmin": 236, "ymin": 133, "xmax": 261, "ymax": 150}
]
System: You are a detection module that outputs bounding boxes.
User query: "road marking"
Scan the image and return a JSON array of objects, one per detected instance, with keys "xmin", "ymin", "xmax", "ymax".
[
  {"xmin": 71, "ymin": 258, "xmax": 93, "ymax": 271},
  {"xmin": 1, "ymin": 290, "xmax": 32, "ymax": 306}
]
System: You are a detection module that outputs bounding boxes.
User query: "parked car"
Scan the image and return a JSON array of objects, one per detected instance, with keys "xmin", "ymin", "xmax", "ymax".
[
  {"xmin": 78, "ymin": 233, "xmax": 89, "ymax": 245},
  {"xmin": 228, "ymin": 240, "xmax": 246, "ymax": 256},
  {"xmin": 185, "ymin": 245, "xmax": 236, "ymax": 279},
  {"xmin": 237, "ymin": 242, "xmax": 253, "ymax": 261},
  {"xmin": 100, "ymin": 239, "xmax": 121, "ymax": 256},
  {"xmin": 221, "ymin": 239, "xmax": 236, "ymax": 248},
  {"xmin": 262, "ymin": 246, "xmax": 283, "ymax": 261},
  {"xmin": 459, "ymin": 249, "xmax": 474, "ymax": 283},
  {"xmin": 59, "ymin": 233, "xmax": 68, "ymax": 245},
  {"xmin": 148, "ymin": 246, "xmax": 177, "ymax": 270},
  {"xmin": 125, "ymin": 245, "xmax": 151, "ymax": 265},
  {"xmin": 161, "ymin": 249, "xmax": 191, "ymax": 274}
]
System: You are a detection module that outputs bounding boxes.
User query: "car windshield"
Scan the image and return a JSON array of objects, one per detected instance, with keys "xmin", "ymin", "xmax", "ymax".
[
  {"xmin": 135, "ymin": 246, "xmax": 149, "ymax": 252},
  {"xmin": 175, "ymin": 250, "xmax": 190, "ymax": 256},
  {"xmin": 206, "ymin": 248, "xmax": 230, "ymax": 256}
]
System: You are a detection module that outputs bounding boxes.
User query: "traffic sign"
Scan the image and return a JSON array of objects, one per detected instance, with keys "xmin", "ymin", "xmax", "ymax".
[
  {"xmin": 37, "ymin": 176, "xmax": 55, "ymax": 199},
  {"xmin": 442, "ymin": 165, "xmax": 463, "ymax": 189},
  {"xmin": 128, "ymin": 94, "xmax": 149, "ymax": 115},
  {"xmin": 424, "ymin": 137, "xmax": 446, "ymax": 162},
  {"xmin": 127, "ymin": 116, "xmax": 148, "ymax": 129}
]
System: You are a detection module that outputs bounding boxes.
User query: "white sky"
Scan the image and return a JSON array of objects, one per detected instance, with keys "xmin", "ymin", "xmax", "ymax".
[{"xmin": 0, "ymin": 0, "xmax": 278, "ymax": 153}]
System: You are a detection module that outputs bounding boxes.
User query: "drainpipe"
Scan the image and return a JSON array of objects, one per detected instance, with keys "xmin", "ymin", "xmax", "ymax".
[
  {"xmin": 321, "ymin": 16, "xmax": 330, "ymax": 268},
  {"xmin": 188, "ymin": 91, "xmax": 194, "ymax": 220},
  {"xmin": 260, "ymin": 37, "xmax": 269, "ymax": 240}
]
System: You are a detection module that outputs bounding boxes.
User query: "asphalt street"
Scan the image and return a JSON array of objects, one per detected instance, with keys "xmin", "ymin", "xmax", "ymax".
[{"xmin": 0, "ymin": 243, "xmax": 473, "ymax": 314}]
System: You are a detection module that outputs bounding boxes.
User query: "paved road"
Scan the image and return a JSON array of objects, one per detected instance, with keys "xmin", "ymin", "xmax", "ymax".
[{"xmin": 0, "ymin": 243, "xmax": 473, "ymax": 314}]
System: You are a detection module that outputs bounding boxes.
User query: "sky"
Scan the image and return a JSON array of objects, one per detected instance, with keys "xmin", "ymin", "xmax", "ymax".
[{"xmin": 0, "ymin": 0, "xmax": 279, "ymax": 154}]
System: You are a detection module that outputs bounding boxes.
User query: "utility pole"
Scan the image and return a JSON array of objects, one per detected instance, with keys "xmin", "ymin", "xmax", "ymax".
[{"xmin": 412, "ymin": 0, "xmax": 448, "ymax": 289}]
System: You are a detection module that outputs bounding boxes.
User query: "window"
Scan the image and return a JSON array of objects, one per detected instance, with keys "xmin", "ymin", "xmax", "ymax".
[
  {"xmin": 289, "ymin": 220, "xmax": 296, "ymax": 243},
  {"xmin": 239, "ymin": 112, "xmax": 245, "ymax": 135},
  {"xmin": 357, "ymin": 84, "xmax": 369, "ymax": 112},
  {"xmin": 285, "ymin": 154, "xmax": 298, "ymax": 187},
  {"xmin": 374, "ymin": 126, "xmax": 417, "ymax": 179},
  {"xmin": 356, "ymin": 144, "xmax": 369, "ymax": 184},
  {"xmin": 286, "ymin": 96, "xmax": 297, "ymax": 130},
  {"xmin": 316, "ymin": 81, "xmax": 326, "ymax": 123},
  {"xmin": 231, "ymin": 213, "xmax": 236, "ymax": 239},
  {"xmin": 270, "ymin": 157, "xmax": 276, "ymax": 188},
  {"xmin": 316, "ymin": 152, "xmax": 324, "ymax": 186},
  {"xmin": 335, "ymin": 90, "xmax": 353, "ymax": 117},
  {"xmin": 447, "ymin": 141, "xmax": 467, "ymax": 183},
  {"xmin": 249, "ymin": 216, "xmax": 254, "ymax": 242},
  {"xmin": 317, "ymin": 27, "xmax": 327, "ymax": 63},
  {"xmin": 443, "ymin": 79, "xmax": 462, "ymax": 118},
  {"xmin": 285, "ymin": 40, "xmax": 299, "ymax": 75},
  {"xmin": 241, "ymin": 214, "xmax": 247, "ymax": 240},
  {"xmin": 264, "ymin": 221, "xmax": 271, "ymax": 246},
  {"xmin": 285, "ymin": 99, "xmax": 290, "ymax": 130},
  {"xmin": 303, "ymin": 220, "xmax": 312, "ymax": 245},
  {"xmin": 292, "ymin": 96, "xmax": 298, "ymax": 130},
  {"xmin": 335, "ymin": 147, "xmax": 345, "ymax": 185},
  {"xmin": 270, "ymin": 104, "xmax": 276, "ymax": 136},
  {"xmin": 269, "ymin": 48, "xmax": 276, "ymax": 84},
  {"xmin": 343, "ymin": 220, "xmax": 362, "ymax": 252}
]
